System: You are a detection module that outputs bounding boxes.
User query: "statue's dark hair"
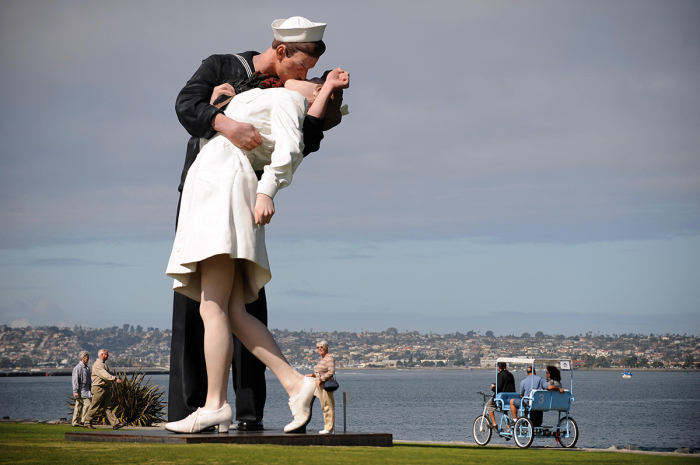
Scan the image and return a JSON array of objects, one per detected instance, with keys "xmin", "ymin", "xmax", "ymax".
[
  {"xmin": 271, "ymin": 39, "xmax": 326, "ymax": 59},
  {"xmin": 309, "ymin": 70, "xmax": 345, "ymax": 131}
]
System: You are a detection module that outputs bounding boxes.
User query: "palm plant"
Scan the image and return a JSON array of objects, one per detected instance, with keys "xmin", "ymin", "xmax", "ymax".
[{"xmin": 67, "ymin": 369, "xmax": 166, "ymax": 426}]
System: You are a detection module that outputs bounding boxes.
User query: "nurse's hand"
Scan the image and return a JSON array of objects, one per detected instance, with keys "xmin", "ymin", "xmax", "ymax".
[
  {"xmin": 210, "ymin": 83, "xmax": 235, "ymax": 106},
  {"xmin": 325, "ymin": 68, "xmax": 350, "ymax": 90},
  {"xmin": 255, "ymin": 193, "xmax": 275, "ymax": 225}
]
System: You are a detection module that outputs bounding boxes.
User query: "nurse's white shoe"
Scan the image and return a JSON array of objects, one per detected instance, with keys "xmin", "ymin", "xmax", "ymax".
[
  {"xmin": 284, "ymin": 377, "xmax": 317, "ymax": 433},
  {"xmin": 165, "ymin": 403, "xmax": 232, "ymax": 433}
]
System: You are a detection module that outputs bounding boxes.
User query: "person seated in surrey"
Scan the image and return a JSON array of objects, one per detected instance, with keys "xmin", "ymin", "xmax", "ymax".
[
  {"xmin": 544, "ymin": 365, "xmax": 565, "ymax": 394},
  {"xmin": 485, "ymin": 361, "xmax": 515, "ymax": 429},
  {"xmin": 509, "ymin": 365, "xmax": 565, "ymax": 425}
]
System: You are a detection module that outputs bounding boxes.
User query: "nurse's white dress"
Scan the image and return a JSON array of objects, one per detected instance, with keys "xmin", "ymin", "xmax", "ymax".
[{"xmin": 166, "ymin": 88, "xmax": 307, "ymax": 303}]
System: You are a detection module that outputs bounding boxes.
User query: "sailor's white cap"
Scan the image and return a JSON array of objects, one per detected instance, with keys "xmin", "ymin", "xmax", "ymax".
[{"xmin": 271, "ymin": 16, "xmax": 326, "ymax": 43}]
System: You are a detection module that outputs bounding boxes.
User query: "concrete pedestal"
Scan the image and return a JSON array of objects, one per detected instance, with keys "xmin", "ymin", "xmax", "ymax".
[{"xmin": 65, "ymin": 428, "xmax": 392, "ymax": 447}]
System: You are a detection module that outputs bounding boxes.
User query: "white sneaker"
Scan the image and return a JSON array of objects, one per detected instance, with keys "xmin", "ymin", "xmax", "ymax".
[
  {"xmin": 165, "ymin": 403, "xmax": 232, "ymax": 433},
  {"xmin": 284, "ymin": 377, "xmax": 316, "ymax": 433},
  {"xmin": 319, "ymin": 429, "xmax": 331, "ymax": 434}
]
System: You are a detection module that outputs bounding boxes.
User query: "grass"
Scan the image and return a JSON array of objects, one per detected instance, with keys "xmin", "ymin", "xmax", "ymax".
[{"xmin": 0, "ymin": 423, "xmax": 696, "ymax": 464}]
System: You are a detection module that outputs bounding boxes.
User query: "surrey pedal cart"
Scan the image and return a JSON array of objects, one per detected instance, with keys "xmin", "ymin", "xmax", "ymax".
[{"xmin": 472, "ymin": 357, "xmax": 578, "ymax": 448}]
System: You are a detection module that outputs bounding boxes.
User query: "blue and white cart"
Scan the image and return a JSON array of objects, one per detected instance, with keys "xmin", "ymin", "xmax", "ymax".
[{"xmin": 472, "ymin": 357, "xmax": 578, "ymax": 448}]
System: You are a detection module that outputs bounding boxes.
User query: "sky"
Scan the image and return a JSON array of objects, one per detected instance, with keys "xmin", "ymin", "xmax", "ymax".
[{"xmin": 0, "ymin": 0, "xmax": 699, "ymax": 337}]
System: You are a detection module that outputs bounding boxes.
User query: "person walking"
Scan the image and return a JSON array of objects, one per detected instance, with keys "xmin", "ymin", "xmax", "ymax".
[
  {"xmin": 83, "ymin": 349, "xmax": 125, "ymax": 430},
  {"xmin": 71, "ymin": 350, "xmax": 92, "ymax": 427},
  {"xmin": 307, "ymin": 340, "xmax": 336, "ymax": 434}
]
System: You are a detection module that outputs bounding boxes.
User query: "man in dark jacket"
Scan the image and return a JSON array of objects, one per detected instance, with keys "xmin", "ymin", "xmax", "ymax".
[
  {"xmin": 170, "ymin": 16, "xmax": 328, "ymax": 431},
  {"xmin": 487, "ymin": 361, "xmax": 516, "ymax": 427}
]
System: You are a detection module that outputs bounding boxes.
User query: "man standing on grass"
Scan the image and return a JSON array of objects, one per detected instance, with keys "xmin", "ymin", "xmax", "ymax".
[
  {"xmin": 71, "ymin": 350, "xmax": 92, "ymax": 427},
  {"xmin": 83, "ymin": 349, "xmax": 125, "ymax": 430}
]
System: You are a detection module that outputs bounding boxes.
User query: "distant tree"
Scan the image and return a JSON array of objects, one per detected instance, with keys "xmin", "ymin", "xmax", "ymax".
[
  {"xmin": 581, "ymin": 354, "xmax": 595, "ymax": 368},
  {"xmin": 521, "ymin": 332, "xmax": 531, "ymax": 338},
  {"xmin": 130, "ymin": 325, "xmax": 135, "ymax": 332},
  {"xmin": 123, "ymin": 324, "xmax": 130, "ymax": 332},
  {"xmin": 651, "ymin": 361, "xmax": 664, "ymax": 368},
  {"xmin": 136, "ymin": 325, "xmax": 143, "ymax": 333},
  {"xmin": 485, "ymin": 331, "xmax": 494, "ymax": 338},
  {"xmin": 535, "ymin": 331, "xmax": 544, "ymax": 339},
  {"xmin": 684, "ymin": 354, "xmax": 695, "ymax": 368},
  {"xmin": 436, "ymin": 361, "xmax": 445, "ymax": 367},
  {"xmin": 386, "ymin": 327, "xmax": 398, "ymax": 335},
  {"xmin": 454, "ymin": 359, "xmax": 466, "ymax": 366},
  {"xmin": 421, "ymin": 361, "xmax": 435, "ymax": 367},
  {"xmin": 147, "ymin": 327, "xmax": 154, "ymax": 332}
]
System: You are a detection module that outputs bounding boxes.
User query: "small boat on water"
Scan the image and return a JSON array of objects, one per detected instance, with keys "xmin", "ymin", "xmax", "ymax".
[{"xmin": 622, "ymin": 371, "xmax": 632, "ymax": 378}]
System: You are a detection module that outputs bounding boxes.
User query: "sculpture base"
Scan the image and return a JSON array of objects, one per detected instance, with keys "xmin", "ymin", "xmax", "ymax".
[{"xmin": 66, "ymin": 427, "xmax": 392, "ymax": 447}]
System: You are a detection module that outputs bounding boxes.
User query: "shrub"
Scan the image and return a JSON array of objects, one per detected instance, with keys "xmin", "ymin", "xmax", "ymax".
[{"xmin": 67, "ymin": 369, "xmax": 166, "ymax": 426}]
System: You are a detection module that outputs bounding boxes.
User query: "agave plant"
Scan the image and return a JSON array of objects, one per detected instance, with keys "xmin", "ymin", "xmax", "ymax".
[{"xmin": 67, "ymin": 369, "xmax": 166, "ymax": 426}]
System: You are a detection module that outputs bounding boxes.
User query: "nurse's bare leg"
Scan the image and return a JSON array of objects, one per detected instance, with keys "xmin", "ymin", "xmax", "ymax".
[
  {"xmin": 199, "ymin": 254, "xmax": 236, "ymax": 410},
  {"xmin": 227, "ymin": 260, "xmax": 305, "ymax": 397}
]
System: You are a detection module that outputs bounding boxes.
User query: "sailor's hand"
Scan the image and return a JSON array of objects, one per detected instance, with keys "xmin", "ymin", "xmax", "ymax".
[
  {"xmin": 254, "ymin": 193, "xmax": 275, "ymax": 225},
  {"xmin": 116, "ymin": 378, "xmax": 122, "ymax": 384},
  {"xmin": 210, "ymin": 83, "xmax": 235, "ymax": 105},
  {"xmin": 212, "ymin": 114, "xmax": 262, "ymax": 151}
]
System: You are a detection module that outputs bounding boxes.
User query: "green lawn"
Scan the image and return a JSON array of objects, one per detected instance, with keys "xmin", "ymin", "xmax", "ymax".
[{"xmin": 0, "ymin": 423, "xmax": 696, "ymax": 464}]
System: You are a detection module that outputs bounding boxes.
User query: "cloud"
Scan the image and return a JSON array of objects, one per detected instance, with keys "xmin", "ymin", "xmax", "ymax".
[
  {"xmin": 2, "ymin": 296, "xmax": 67, "ymax": 328},
  {"xmin": 11, "ymin": 319, "xmax": 30, "ymax": 328},
  {"xmin": 1, "ymin": 1, "xmax": 699, "ymax": 248}
]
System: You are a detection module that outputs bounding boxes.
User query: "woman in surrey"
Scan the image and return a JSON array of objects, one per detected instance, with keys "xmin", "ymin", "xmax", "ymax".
[
  {"xmin": 165, "ymin": 68, "xmax": 348, "ymax": 434},
  {"xmin": 545, "ymin": 365, "xmax": 565, "ymax": 393},
  {"xmin": 307, "ymin": 340, "xmax": 336, "ymax": 434}
]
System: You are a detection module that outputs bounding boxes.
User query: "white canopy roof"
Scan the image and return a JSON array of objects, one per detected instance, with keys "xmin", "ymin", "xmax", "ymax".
[{"xmin": 496, "ymin": 357, "xmax": 572, "ymax": 365}]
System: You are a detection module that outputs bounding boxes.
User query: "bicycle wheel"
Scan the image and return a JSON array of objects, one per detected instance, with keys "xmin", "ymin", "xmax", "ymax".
[
  {"xmin": 513, "ymin": 417, "xmax": 534, "ymax": 448},
  {"xmin": 556, "ymin": 417, "xmax": 578, "ymax": 448},
  {"xmin": 472, "ymin": 415, "xmax": 492, "ymax": 446}
]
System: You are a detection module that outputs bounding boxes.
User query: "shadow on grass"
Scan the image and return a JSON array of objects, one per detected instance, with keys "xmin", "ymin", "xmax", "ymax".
[{"xmin": 396, "ymin": 443, "xmax": 508, "ymax": 450}]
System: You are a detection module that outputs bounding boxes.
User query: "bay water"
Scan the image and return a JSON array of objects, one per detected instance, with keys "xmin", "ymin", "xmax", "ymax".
[{"xmin": 1, "ymin": 369, "xmax": 698, "ymax": 452}]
